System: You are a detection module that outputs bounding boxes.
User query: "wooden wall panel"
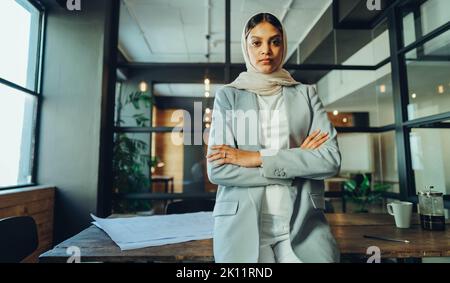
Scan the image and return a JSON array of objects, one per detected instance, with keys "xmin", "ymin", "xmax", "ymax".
[
  {"xmin": 153, "ymin": 107, "xmax": 217, "ymax": 194},
  {"xmin": 327, "ymin": 112, "xmax": 355, "ymax": 127},
  {"xmin": 153, "ymin": 108, "xmax": 184, "ymax": 193},
  {"xmin": 0, "ymin": 186, "xmax": 55, "ymax": 263}
]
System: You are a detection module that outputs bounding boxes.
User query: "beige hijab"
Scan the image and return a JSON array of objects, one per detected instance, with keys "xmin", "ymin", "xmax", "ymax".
[{"xmin": 226, "ymin": 13, "xmax": 299, "ymax": 96}]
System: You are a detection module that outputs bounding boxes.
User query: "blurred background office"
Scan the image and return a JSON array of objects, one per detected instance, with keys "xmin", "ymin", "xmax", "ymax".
[{"xmin": 0, "ymin": 0, "xmax": 449, "ymax": 254}]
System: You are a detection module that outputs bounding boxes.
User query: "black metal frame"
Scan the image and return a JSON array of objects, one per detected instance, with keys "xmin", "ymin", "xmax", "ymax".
[
  {"xmin": 97, "ymin": 0, "xmax": 121, "ymax": 217},
  {"xmin": 388, "ymin": 6, "xmax": 413, "ymax": 201},
  {"xmin": 88, "ymin": 0, "xmax": 450, "ymax": 212},
  {"xmin": 388, "ymin": 1, "xmax": 450, "ymax": 207},
  {"xmin": 336, "ymin": 125, "xmax": 396, "ymax": 133},
  {"xmin": 114, "ymin": 127, "xmax": 180, "ymax": 133},
  {"xmin": 0, "ymin": 0, "xmax": 45, "ymax": 191},
  {"xmin": 331, "ymin": 0, "xmax": 450, "ymax": 208}
]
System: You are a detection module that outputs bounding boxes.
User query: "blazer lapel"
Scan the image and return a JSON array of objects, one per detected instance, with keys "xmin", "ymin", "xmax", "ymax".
[
  {"xmin": 235, "ymin": 90, "xmax": 263, "ymax": 151},
  {"xmin": 282, "ymin": 86, "xmax": 311, "ymax": 148}
]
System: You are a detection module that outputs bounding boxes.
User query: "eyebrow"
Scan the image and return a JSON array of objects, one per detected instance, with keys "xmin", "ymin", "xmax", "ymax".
[{"xmin": 249, "ymin": 35, "xmax": 282, "ymax": 40}]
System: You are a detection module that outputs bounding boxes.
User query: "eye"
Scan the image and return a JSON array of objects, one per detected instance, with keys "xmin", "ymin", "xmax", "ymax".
[
  {"xmin": 272, "ymin": 39, "xmax": 281, "ymax": 46},
  {"xmin": 251, "ymin": 41, "xmax": 261, "ymax": 47}
]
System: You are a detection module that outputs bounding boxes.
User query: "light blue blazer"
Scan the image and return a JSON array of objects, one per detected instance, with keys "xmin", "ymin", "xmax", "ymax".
[{"xmin": 207, "ymin": 84, "xmax": 342, "ymax": 263}]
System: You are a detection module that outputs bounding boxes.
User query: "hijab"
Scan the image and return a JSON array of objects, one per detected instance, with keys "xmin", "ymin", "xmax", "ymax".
[{"xmin": 225, "ymin": 13, "xmax": 299, "ymax": 96}]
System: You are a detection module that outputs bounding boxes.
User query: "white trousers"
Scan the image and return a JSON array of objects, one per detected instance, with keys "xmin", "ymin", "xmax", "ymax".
[{"xmin": 258, "ymin": 214, "xmax": 302, "ymax": 263}]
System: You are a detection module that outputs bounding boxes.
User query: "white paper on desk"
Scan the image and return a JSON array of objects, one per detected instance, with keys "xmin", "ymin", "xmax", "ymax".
[{"xmin": 90, "ymin": 212, "xmax": 214, "ymax": 251}]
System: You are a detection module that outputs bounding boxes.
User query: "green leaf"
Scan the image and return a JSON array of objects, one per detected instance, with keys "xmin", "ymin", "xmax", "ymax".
[
  {"xmin": 374, "ymin": 183, "xmax": 391, "ymax": 192},
  {"xmin": 113, "ymin": 91, "xmax": 155, "ymax": 212},
  {"xmin": 132, "ymin": 99, "xmax": 140, "ymax": 110},
  {"xmin": 360, "ymin": 174, "xmax": 370, "ymax": 191},
  {"xmin": 343, "ymin": 179, "xmax": 357, "ymax": 192}
]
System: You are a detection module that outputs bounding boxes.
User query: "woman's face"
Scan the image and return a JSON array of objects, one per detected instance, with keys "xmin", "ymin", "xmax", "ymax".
[{"xmin": 246, "ymin": 21, "xmax": 283, "ymax": 74}]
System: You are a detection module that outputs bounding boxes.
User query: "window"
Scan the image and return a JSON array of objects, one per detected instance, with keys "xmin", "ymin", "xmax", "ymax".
[
  {"xmin": 298, "ymin": 20, "xmax": 395, "ymax": 128},
  {"xmin": 0, "ymin": 0, "xmax": 43, "ymax": 188},
  {"xmin": 341, "ymin": 21, "xmax": 391, "ymax": 66},
  {"xmin": 402, "ymin": 0, "xmax": 450, "ymax": 47},
  {"xmin": 0, "ymin": 0, "xmax": 41, "ymax": 90},
  {"xmin": 337, "ymin": 131, "xmax": 399, "ymax": 194},
  {"xmin": 405, "ymin": 30, "xmax": 450, "ymax": 120},
  {"xmin": 398, "ymin": 0, "xmax": 450, "ymax": 204},
  {"xmin": 112, "ymin": 80, "xmax": 215, "ymax": 214},
  {"xmin": 298, "ymin": 22, "xmax": 391, "ymax": 66},
  {"xmin": 410, "ymin": 127, "xmax": 450, "ymax": 196},
  {"xmin": 320, "ymin": 64, "xmax": 395, "ymax": 127},
  {"xmin": 0, "ymin": 84, "xmax": 37, "ymax": 187}
]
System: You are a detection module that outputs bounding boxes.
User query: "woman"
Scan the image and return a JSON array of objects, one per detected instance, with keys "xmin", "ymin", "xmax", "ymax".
[{"xmin": 206, "ymin": 13, "xmax": 341, "ymax": 263}]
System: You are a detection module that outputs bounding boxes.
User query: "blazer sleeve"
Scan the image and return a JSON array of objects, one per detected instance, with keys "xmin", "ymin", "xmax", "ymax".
[
  {"xmin": 260, "ymin": 85, "xmax": 341, "ymax": 180},
  {"xmin": 207, "ymin": 88, "xmax": 293, "ymax": 187}
]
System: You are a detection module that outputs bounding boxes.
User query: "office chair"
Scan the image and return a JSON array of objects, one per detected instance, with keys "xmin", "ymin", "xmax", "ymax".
[
  {"xmin": 0, "ymin": 216, "xmax": 39, "ymax": 263},
  {"xmin": 165, "ymin": 199, "xmax": 215, "ymax": 214}
]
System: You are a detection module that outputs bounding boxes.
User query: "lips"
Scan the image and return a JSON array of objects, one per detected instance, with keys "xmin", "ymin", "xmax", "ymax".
[{"xmin": 260, "ymin": 58, "xmax": 272, "ymax": 64}]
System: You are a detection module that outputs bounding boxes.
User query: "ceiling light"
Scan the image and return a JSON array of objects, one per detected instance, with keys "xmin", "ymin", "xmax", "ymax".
[
  {"xmin": 139, "ymin": 81, "xmax": 148, "ymax": 92},
  {"xmin": 333, "ymin": 110, "xmax": 339, "ymax": 116},
  {"xmin": 411, "ymin": 93, "xmax": 417, "ymax": 99},
  {"xmin": 204, "ymin": 78, "xmax": 210, "ymax": 85},
  {"xmin": 205, "ymin": 91, "xmax": 210, "ymax": 98},
  {"xmin": 205, "ymin": 123, "xmax": 210, "ymax": 128},
  {"xmin": 438, "ymin": 85, "xmax": 444, "ymax": 94},
  {"xmin": 205, "ymin": 108, "xmax": 211, "ymax": 114},
  {"xmin": 379, "ymin": 84, "xmax": 386, "ymax": 93},
  {"xmin": 342, "ymin": 117, "xmax": 348, "ymax": 123}
]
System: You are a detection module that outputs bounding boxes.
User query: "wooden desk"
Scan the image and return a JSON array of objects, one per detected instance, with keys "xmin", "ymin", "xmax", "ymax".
[
  {"xmin": 39, "ymin": 225, "xmax": 213, "ymax": 263},
  {"xmin": 326, "ymin": 213, "xmax": 421, "ymax": 226},
  {"xmin": 328, "ymin": 214, "xmax": 450, "ymax": 259},
  {"xmin": 39, "ymin": 213, "xmax": 450, "ymax": 263}
]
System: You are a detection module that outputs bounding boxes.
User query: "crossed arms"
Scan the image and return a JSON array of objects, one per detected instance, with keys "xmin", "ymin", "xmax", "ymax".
[{"xmin": 206, "ymin": 86, "xmax": 341, "ymax": 188}]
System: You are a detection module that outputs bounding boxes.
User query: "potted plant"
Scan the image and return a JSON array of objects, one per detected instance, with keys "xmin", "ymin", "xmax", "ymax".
[
  {"xmin": 112, "ymin": 90, "xmax": 155, "ymax": 214},
  {"xmin": 343, "ymin": 173, "xmax": 391, "ymax": 213}
]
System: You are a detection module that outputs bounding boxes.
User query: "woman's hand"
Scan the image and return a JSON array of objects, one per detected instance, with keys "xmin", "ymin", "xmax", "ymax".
[
  {"xmin": 207, "ymin": 130, "xmax": 329, "ymax": 168},
  {"xmin": 207, "ymin": 145, "xmax": 262, "ymax": 168},
  {"xmin": 300, "ymin": 129, "xmax": 329, "ymax": 149}
]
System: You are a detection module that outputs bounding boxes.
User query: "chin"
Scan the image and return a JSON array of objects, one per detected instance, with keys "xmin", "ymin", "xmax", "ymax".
[{"xmin": 258, "ymin": 66, "xmax": 275, "ymax": 74}]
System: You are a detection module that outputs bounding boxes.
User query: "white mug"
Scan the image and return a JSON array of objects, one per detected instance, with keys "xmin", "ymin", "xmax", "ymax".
[{"xmin": 387, "ymin": 201, "xmax": 413, "ymax": 228}]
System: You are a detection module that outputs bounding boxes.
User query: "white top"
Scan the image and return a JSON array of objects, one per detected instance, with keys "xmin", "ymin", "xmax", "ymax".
[{"xmin": 256, "ymin": 89, "xmax": 297, "ymax": 216}]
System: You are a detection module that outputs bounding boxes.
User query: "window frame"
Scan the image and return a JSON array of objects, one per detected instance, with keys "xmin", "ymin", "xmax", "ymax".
[
  {"xmin": 391, "ymin": 1, "xmax": 450, "ymax": 205},
  {"xmin": 0, "ymin": 0, "xmax": 46, "ymax": 190}
]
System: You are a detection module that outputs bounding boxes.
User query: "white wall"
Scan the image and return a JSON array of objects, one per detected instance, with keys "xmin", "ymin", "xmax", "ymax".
[
  {"xmin": 337, "ymin": 132, "xmax": 399, "ymax": 192},
  {"xmin": 317, "ymin": 30, "xmax": 391, "ymax": 106},
  {"xmin": 411, "ymin": 129, "xmax": 450, "ymax": 195},
  {"xmin": 337, "ymin": 133, "xmax": 373, "ymax": 173}
]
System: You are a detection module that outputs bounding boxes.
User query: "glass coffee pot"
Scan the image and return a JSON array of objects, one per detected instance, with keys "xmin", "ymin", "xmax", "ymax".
[{"xmin": 417, "ymin": 186, "xmax": 446, "ymax": 231}]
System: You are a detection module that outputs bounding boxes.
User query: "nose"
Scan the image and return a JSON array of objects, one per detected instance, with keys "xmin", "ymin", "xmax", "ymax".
[{"xmin": 260, "ymin": 42, "xmax": 272, "ymax": 55}]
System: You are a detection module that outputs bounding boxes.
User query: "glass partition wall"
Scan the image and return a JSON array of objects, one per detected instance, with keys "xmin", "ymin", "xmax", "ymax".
[{"xmin": 105, "ymin": 0, "xmax": 450, "ymax": 214}]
